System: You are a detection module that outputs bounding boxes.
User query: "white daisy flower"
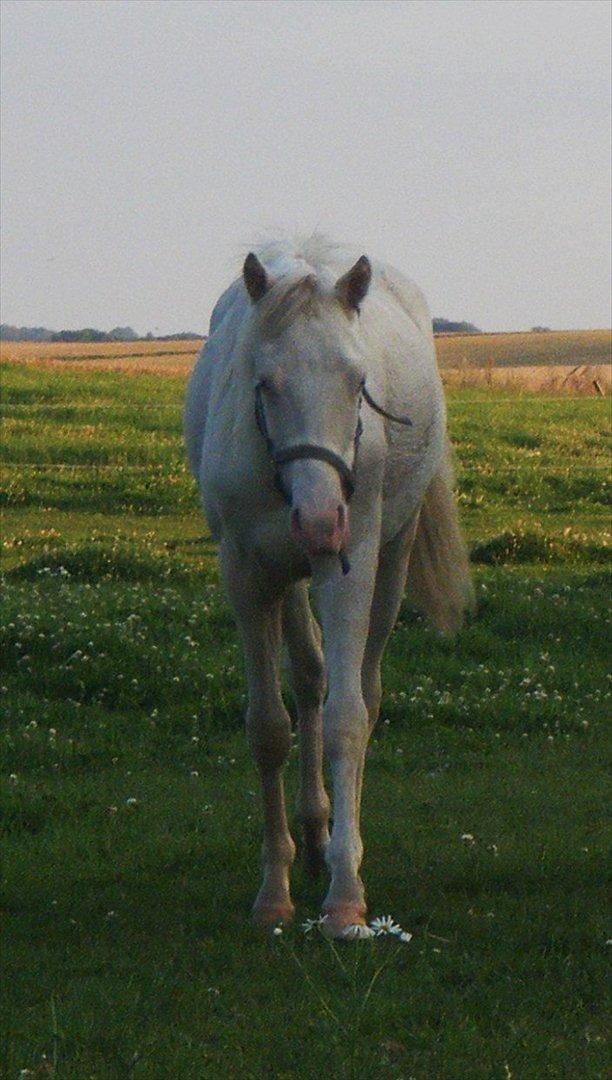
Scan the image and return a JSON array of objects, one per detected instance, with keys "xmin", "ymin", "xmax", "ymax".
[
  {"xmin": 342, "ymin": 923, "xmax": 375, "ymax": 940},
  {"xmin": 398, "ymin": 931, "xmax": 413, "ymax": 943},
  {"xmin": 301, "ymin": 915, "xmax": 329, "ymax": 934},
  {"xmin": 370, "ymin": 915, "xmax": 402, "ymax": 936}
]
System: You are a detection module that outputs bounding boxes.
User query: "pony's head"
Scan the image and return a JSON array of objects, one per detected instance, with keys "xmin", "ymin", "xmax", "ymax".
[{"xmin": 242, "ymin": 251, "xmax": 372, "ymax": 561}]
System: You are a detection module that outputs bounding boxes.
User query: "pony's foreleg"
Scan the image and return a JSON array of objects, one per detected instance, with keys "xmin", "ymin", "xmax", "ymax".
[
  {"xmin": 221, "ymin": 546, "xmax": 296, "ymax": 926},
  {"xmin": 312, "ymin": 536, "xmax": 380, "ymax": 936},
  {"xmin": 282, "ymin": 584, "xmax": 329, "ymax": 875}
]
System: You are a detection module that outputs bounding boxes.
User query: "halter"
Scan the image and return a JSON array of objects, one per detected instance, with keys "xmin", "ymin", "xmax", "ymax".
[{"xmin": 254, "ymin": 380, "xmax": 412, "ymax": 574}]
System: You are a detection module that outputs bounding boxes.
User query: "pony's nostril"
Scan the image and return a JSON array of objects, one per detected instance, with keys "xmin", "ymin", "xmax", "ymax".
[{"xmin": 291, "ymin": 503, "xmax": 347, "ymax": 552}]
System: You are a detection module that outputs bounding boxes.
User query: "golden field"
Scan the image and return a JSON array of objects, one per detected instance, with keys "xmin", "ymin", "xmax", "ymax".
[
  {"xmin": 435, "ymin": 328, "xmax": 611, "ymax": 368},
  {"xmin": 1, "ymin": 328, "xmax": 610, "ymax": 392},
  {"xmin": 0, "ymin": 338, "xmax": 198, "ymax": 361}
]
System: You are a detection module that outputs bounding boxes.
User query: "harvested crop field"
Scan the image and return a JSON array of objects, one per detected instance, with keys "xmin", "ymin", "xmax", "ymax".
[
  {"xmin": 435, "ymin": 328, "xmax": 611, "ymax": 369},
  {"xmin": 2, "ymin": 329, "xmax": 610, "ymax": 392},
  {"xmin": 0, "ymin": 339, "xmax": 200, "ymax": 364},
  {"xmin": 443, "ymin": 363, "xmax": 611, "ymax": 395}
]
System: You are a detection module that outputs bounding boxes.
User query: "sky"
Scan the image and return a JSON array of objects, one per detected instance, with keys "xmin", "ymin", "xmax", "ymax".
[{"xmin": 1, "ymin": 0, "xmax": 610, "ymax": 335}]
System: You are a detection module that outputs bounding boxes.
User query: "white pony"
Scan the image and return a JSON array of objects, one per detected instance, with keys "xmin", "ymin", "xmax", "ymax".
[{"xmin": 184, "ymin": 237, "xmax": 473, "ymax": 937}]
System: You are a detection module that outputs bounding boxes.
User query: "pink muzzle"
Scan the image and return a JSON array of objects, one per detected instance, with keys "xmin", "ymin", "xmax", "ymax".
[{"xmin": 291, "ymin": 503, "xmax": 348, "ymax": 557}]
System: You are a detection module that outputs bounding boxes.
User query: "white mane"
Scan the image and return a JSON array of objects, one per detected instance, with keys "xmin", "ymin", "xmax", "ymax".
[{"xmin": 251, "ymin": 235, "xmax": 363, "ymax": 291}]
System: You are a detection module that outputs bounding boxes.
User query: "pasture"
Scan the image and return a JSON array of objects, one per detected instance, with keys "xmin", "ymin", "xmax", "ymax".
[{"xmin": 1, "ymin": 355, "xmax": 610, "ymax": 1078}]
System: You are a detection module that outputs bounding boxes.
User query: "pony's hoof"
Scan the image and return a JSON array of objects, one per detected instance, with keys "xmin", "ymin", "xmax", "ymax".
[
  {"xmin": 320, "ymin": 904, "xmax": 369, "ymax": 939},
  {"xmin": 252, "ymin": 902, "xmax": 295, "ymax": 929}
]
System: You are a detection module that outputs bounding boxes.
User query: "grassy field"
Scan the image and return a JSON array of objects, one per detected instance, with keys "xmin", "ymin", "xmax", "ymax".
[{"xmin": 1, "ymin": 359, "xmax": 610, "ymax": 1079}]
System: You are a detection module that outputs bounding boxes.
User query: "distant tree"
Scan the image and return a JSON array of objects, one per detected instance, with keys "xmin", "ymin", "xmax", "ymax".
[
  {"xmin": 0, "ymin": 323, "xmax": 205, "ymax": 343},
  {"xmin": 433, "ymin": 318, "xmax": 481, "ymax": 335},
  {"xmin": 0, "ymin": 324, "xmax": 54, "ymax": 341},
  {"xmin": 154, "ymin": 331, "xmax": 205, "ymax": 341},
  {"xmin": 531, "ymin": 326, "xmax": 551, "ymax": 333},
  {"xmin": 108, "ymin": 326, "xmax": 138, "ymax": 341},
  {"xmin": 51, "ymin": 329, "xmax": 109, "ymax": 342}
]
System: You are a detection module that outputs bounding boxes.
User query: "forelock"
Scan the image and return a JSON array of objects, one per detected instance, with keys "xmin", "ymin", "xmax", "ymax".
[{"xmin": 254, "ymin": 274, "xmax": 328, "ymax": 336}]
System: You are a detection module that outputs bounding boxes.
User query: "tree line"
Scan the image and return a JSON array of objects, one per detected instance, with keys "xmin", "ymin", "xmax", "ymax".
[
  {"xmin": 0, "ymin": 325, "xmax": 205, "ymax": 342},
  {"xmin": 2, "ymin": 319, "xmax": 485, "ymax": 342}
]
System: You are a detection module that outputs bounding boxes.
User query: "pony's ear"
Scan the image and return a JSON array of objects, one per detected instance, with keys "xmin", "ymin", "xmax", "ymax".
[
  {"xmin": 335, "ymin": 255, "xmax": 372, "ymax": 314},
  {"xmin": 243, "ymin": 252, "xmax": 270, "ymax": 303}
]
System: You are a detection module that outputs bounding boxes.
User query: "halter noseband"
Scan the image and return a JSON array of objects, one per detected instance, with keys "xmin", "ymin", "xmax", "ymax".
[{"xmin": 254, "ymin": 379, "xmax": 412, "ymax": 573}]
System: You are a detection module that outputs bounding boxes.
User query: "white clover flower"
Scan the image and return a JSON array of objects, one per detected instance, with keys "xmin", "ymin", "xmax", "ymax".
[
  {"xmin": 370, "ymin": 915, "xmax": 402, "ymax": 936},
  {"xmin": 461, "ymin": 833, "xmax": 475, "ymax": 843},
  {"xmin": 126, "ymin": 797, "xmax": 138, "ymax": 807},
  {"xmin": 272, "ymin": 925, "xmax": 283, "ymax": 936}
]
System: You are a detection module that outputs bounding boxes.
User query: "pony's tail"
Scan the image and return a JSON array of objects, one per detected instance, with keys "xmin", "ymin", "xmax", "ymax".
[{"xmin": 407, "ymin": 447, "xmax": 475, "ymax": 635}]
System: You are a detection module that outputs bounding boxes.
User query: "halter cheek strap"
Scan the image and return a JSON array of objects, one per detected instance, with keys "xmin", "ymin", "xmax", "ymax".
[{"xmin": 361, "ymin": 384, "xmax": 413, "ymax": 427}]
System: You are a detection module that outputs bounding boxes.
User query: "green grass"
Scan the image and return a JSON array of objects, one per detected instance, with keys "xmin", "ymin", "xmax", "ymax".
[{"xmin": 1, "ymin": 363, "xmax": 610, "ymax": 1079}]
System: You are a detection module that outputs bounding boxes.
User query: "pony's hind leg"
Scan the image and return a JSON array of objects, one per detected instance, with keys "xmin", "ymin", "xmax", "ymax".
[
  {"xmin": 358, "ymin": 517, "xmax": 419, "ymax": 822},
  {"xmin": 361, "ymin": 517, "xmax": 419, "ymax": 731},
  {"xmin": 282, "ymin": 583, "xmax": 330, "ymax": 876},
  {"xmin": 220, "ymin": 544, "xmax": 296, "ymax": 926}
]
